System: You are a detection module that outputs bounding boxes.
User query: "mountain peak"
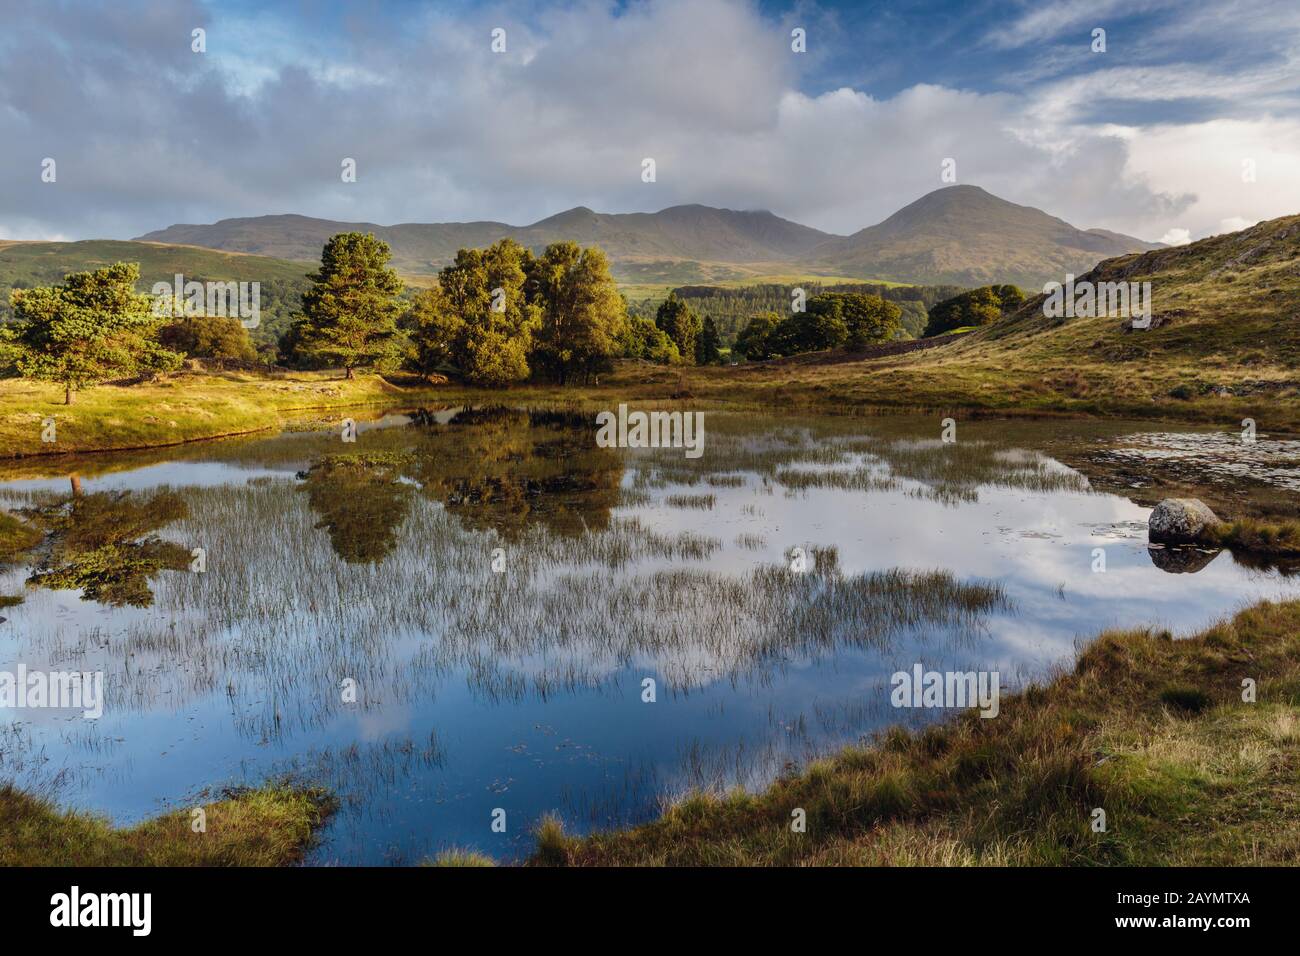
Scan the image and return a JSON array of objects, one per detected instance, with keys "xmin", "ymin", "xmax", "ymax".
[
  {"xmin": 808, "ymin": 185, "xmax": 1156, "ymax": 288},
  {"xmin": 130, "ymin": 188, "xmax": 1155, "ymax": 288}
]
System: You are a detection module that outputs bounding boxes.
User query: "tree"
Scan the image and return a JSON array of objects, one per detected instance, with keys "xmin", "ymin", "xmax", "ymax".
[
  {"xmin": 289, "ymin": 232, "xmax": 406, "ymax": 378},
  {"xmin": 405, "ymin": 285, "xmax": 464, "ymax": 380},
  {"xmin": 527, "ymin": 242, "xmax": 626, "ymax": 384},
  {"xmin": 620, "ymin": 315, "xmax": 681, "ymax": 364},
  {"xmin": 695, "ymin": 315, "xmax": 722, "ymax": 365},
  {"xmin": 771, "ymin": 298, "xmax": 848, "ymax": 355},
  {"xmin": 815, "ymin": 292, "xmax": 903, "ymax": 350},
  {"xmin": 408, "ymin": 238, "xmax": 540, "ymax": 387},
  {"xmin": 734, "ymin": 312, "xmax": 781, "ymax": 361},
  {"xmin": 923, "ymin": 284, "xmax": 1025, "ymax": 337},
  {"xmin": 654, "ymin": 292, "xmax": 702, "ymax": 363},
  {"xmin": 10, "ymin": 263, "xmax": 182, "ymax": 404},
  {"xmin": 158, "ymin": 314, "xmax": 257, "ymax": 364}
]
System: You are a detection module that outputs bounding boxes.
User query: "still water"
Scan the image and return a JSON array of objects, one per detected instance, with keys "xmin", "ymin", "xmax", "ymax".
[{"xmin": 1, "ymin": 408, "xmax": 1295, "ymax": 863}]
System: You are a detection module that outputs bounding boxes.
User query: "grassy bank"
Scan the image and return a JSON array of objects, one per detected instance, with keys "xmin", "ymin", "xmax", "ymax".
[
  {"xmin": 0, "ymin": 370, "xmax": 447, "ymax": 458},
  {"xmin": 1199, "ymin": 518, "xmax": 1300, "ymax": 557},
  {"xmin": 531, "ymin": 599, "xmax": 1300, "ymax": 866},
  {"xmin": 0, "ymin": 783, "xmax": 334, "ymax": 866}
]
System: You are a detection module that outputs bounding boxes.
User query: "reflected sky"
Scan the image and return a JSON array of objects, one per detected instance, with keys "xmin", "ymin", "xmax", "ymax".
[{"xmin": 1, "ymin": 410, "xmax": 1296, "ymax": 864}]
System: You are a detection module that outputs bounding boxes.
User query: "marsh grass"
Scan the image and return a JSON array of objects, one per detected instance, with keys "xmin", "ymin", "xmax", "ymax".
[
  {"xmin": 1201, "ymin": 517, "xmax": 1300, "ymax": 556},
  {"xmin": 423, "ymin": 849, "xmax": 496, "ymax": 867},
  {"xmin": 0, "ymin": 781, "xmax": 334, "ymax": 866},
  {"xmin": 664, "ymin": 493, "xmax": 716, "ymax": 509},
  {"xmin": 5, "ymin": 468, "xmax": 1007, "ymax": 747}
]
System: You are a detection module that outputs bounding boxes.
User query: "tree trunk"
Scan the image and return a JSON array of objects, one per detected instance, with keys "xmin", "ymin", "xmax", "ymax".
[
  {"xmin": 65, "ymin": 385, "xmax": 75, "ymax": 405},
  {"xmin": 345, "ymin": 366, "xmax": 355, "ymax": 380},
  {"xmin": 69, "ymin": 474, "xmax": 83, "ymax": 497}
]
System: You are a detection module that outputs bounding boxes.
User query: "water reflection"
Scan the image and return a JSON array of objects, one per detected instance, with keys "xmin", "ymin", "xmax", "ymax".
[
  {"xmin": 1, "ymin": 409, "xmax": 1297, "ymax": 864},
  {"xmin": 20, "ymin": 488, "xmax": 191, "ymax": 607},
  {"xmin": 408, "ymin": 407, "xmax": 623, "ymax": 540},
  {"xmin": 300, "ymin": 455, "xmax": 415, "ymax": 565}
]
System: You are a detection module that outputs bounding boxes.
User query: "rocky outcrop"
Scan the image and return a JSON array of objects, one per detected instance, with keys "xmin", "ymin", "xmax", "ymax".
[{"xmin": 1149, "ymin": 498, "xmax": 1220, "ymax": 544}]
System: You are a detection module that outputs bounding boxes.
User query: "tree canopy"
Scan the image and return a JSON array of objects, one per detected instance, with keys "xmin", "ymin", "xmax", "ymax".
[
  {"xmin": 654, "ymin": 292, "xmax": 702, "ymax": 363},
  {"xmin": 923, "ymin": 284, "xmax": 1025, "ymax": 337},
  {"xmin": 527, "ymin": 242, "xmax": 627, "ymax": 384},
  {"xmin": 288, "ymin": 232, "xmax": 406, "ymax": 378},
  {"xmin": 408, "ymin": 238, "xmax": 540, "ymax": 387},
  {"xmin": 9, "ymin": 262, "xmax": 182, "ymax": 403},
  {"xmin": 732, "ymin": 292, "xmax": 902, "ymax": 361}
]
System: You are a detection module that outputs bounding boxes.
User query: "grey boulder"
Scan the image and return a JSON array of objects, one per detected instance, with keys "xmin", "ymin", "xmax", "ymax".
[{"xmin": 1149, "ymin": 498, "xmax": 1219, "ymax": 544}]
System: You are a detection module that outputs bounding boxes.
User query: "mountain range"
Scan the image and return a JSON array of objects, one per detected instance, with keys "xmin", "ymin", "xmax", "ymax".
[{"xmin": 134, "ymin": 185, "xmax": 1160, "ymax": 289}]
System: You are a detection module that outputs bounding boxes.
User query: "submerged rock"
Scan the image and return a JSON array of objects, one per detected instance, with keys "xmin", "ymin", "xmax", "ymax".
[{"xmin": 1149, "ymin": 498, "xmax": 1219, "ymax": 544}]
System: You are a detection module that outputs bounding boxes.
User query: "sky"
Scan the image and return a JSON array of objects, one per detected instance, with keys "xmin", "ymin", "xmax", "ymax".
[{"xmin": 2, "ymin": 0, "xmax": 1298, "ymax": 244}]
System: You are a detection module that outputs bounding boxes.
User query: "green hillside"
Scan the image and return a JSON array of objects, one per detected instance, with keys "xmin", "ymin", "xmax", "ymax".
[
  {"xmin": 0, "ymin": 240, "xmax": 313, "ymax": 348},
  {"xmin": 604, "ymin": 212, "xmax": 1300, "ymax": 431}
]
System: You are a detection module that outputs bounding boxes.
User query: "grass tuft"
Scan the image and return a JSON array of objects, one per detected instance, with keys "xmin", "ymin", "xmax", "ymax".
[{"xmin": 0, "ymin": 781, "xmax": 335, "ymax": 867}]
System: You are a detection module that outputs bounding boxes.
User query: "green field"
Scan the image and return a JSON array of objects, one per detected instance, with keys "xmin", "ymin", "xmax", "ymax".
[{"xmin": 0, "ymin": 370, "xmax": 447, "ymax": 459}]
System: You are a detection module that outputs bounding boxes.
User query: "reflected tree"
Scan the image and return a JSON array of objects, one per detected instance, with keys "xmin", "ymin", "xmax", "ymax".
[
  {"xmin": 407, "ymin": 406, "xmax": 623, "ymax": 540},
  {"xmin": 300, "ymin": 453, "xmax": 415, "ymax": 564},
  {"xmin": 22, "ymin": 488, "xmax": 192, "ymax": 607}
]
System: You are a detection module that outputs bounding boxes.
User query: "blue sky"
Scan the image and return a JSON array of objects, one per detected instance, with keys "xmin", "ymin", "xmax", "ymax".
[{"xmin": 2, "ymin": 0, "xmax": 1298, "ymax": 243}]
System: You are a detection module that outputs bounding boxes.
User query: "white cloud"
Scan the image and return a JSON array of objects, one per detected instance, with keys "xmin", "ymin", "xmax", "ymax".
[
  {"xmin": 1217, "ymin": 217, "xmax": 1257, "ymax": 235},
  {"xmin": 0, "ymin": 0, "xmax": 1295, "ymax": 245},
  {"xmin": 1159, "ymin": 228, "xmax": 1191, "ymax": 245}
]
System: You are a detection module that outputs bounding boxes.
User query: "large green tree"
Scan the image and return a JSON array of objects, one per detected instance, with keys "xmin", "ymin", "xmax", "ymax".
[
  {"xmin": 695, "ymin": 315, "xmax": 722, "ymax": 365},
  {"xmin": 923, "ymin": 284, "xmax": 1025, "ymax": 337},
  {"xmin": 814, "ymin": 292, "xmax": 904, "ymax": 350},
  {"xmin": 527, "ymin": 242, "xmax": 626, "ymax": 384},
  {"xmin": 10, "ymin": 263, "xmax": 182, "ymax": 404},
  {"xmin": 407, "ymin": 238, "xmax": 539, "ymax": 387},
  {"xmin": 158, "ymin": 314, "xmax": 257, "ymax": 364},
  {"xmin": 654, "ymin": 292, "xmax": 702, "ymax": 364},
  {"xmin": 620, "ymin": 315, "xmax": 681, "ymax": 364},
  {"xmin": 770, "ymin": 300, "xmax": 848, "ymax": 355},
  {"xmin": 290, "ymin": 232, "xmax": 406, "ymax": 378},
  {"xmin": 734, "ymin": 312, "xmax": 781, "ymax": 361}
]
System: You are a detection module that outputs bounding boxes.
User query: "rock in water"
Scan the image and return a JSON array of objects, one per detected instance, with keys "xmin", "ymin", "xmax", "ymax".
[
  {"xmin": 1149, "ymin": 498, "xmax": 1219, "ymax": 544},
  {"xmin": 1147, "ymin": 545, "xmax": 1219, "ymax": 574}
]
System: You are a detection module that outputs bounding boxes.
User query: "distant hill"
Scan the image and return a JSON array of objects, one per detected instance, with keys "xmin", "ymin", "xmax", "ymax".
[
  {"xmin": 133, "ymin": 187, "xmax": 1156, "ymax": 288},
  {"xmin": 803, "ymin": 186, "xmax": 1161, "ymax": 289},
  {"xmin": 135, "ymin": 206, "xmax": 837, "ymax": 277},
  {"xmin": 0, "ymin": 240, "xmax": 312, "ymax": 347}
]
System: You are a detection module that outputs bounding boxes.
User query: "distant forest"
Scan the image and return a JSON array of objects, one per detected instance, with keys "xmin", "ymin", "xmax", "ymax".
[{"xmin": 628, "ymin": 282, "xmax": 964, "ymax": 344}]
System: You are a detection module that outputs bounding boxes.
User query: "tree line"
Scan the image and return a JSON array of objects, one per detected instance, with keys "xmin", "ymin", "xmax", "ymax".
[
  {"xmin": 631, "ymin": 281, "xmax": 965, "ymax": 343},
  {"xmin": 921, "ymin": 284, "xmax": 1025, "ymax": 337},
  {"xmin": 0, "ymin": 232, "xmax": 717, "ymax": 401},
  {"xmin": 0, "ymin": 231, "xmax": 1015, "ymax": 403},
  {"xmin": 730, "ymin": 292, "xmax": 905, "ymax": 361}
]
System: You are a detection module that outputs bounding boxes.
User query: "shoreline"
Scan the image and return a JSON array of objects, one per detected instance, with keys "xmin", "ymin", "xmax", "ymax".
[
  {"xmin": 528, "ymin": 598, "xmax": 1300, "ymax": 866},
  {"xmin": 7, "ymin": 598, "xmax": 1295, "ymax": 867},
  {"xmin": 3, "ymin": 364, "xmax": 1295, "ymax": 462}
]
